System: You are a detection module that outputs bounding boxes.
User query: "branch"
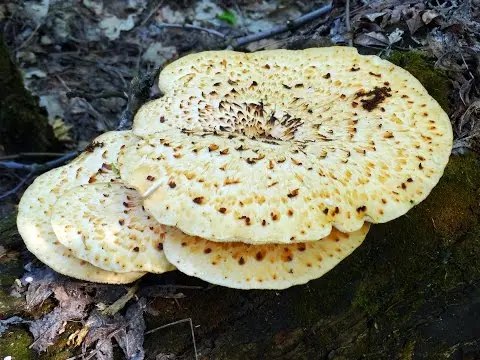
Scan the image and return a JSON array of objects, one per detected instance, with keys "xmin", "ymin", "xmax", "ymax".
[
  {"xmin": 0, "ymin": 151, "xmax": 79, "ymax": 172},
  {"xmin": 0, "ymin": 152, "xmax": 67, "ymax": 161},
  {"xmin": 229, "ymin": 4, "xmax": 333, "ymax": 49},
  {"xmin": 0, "ymin": 170, "xmax": 34, "ymax": 201},
  {"xmin": 155, "ymin": 23, "xmax": 227, "ymax": 39}
]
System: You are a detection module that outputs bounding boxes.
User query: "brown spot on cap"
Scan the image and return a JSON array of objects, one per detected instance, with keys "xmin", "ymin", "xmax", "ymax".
[
  {"xmin": 193, "ymin": 197, "xmax": 204, "ymax": 204},
  {"xmin": 356, "ymin": 205, "xmax": 367, "ymax": 213},
  {"xmin": 287, "ymin": 189, "xmax": 299, "ymax": 198}
]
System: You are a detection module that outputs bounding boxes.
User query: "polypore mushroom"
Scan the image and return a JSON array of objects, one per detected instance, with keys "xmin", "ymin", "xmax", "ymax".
[
  {"xmin": 51, "ymin": 183, "xmax": 175, "ymax": 274},
  {"xmin": 17, "ymin": 131, "xmax": 145, "ymax": 283},
  {"xmin": 163, "ymin": 223, "xmax": 370, "ymax": 289},
  {"xmin": 119, "ymin": 47, "xmax": 452, "ymax": 244}
]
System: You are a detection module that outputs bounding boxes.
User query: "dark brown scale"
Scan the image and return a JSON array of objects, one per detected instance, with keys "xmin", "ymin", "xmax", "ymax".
[
  {"xmin": 287, "ymin": 189, "xmax": 299, "ymax": 198},
  {"xmin": 193, "ymin": 197, "xmax": 204, "ymax": 204},
  {"xmin": 204, "ymin": 248, "xmax": 212, "ymax": 254},
  {"xmin": 323, "ymin": 73, "xmax": 331, "ymax": 79},
  {"xmin": 356, "ymin": 205, "xmax": 367, "ymax": 213},
  {"xmin": 84, "ymin": 141, "xmax": 104, "ymax": 152},
  {"xmin": 119, "ymin": 219, "xmax": 125, "ymax": 225},
  {"xmin": 355, "ymin": 86, "xmax": 392, "ymax": 111},
  {"xmin": 219, "ymin": 207, "xmax": 227, "ymax": 213},
  {"xmin": 369, "ymin": 71, "xmax": 381, "ymax": 77},
  {"xmin": 168, "ymin": 181, "xmax": 176, "ymax": 188},
  {"xmin": 283, "ymin": 84, "xmax": 292, "ymax": 89},
  {"xmin": 146, "ymin": 175, "xmax": 155, "ymax": 181},
  {"xmin": 350, "ymin": 67, "xmax": 360, "ymax": 72},
  {"xmin": 133, "ymin": 247, "xmax": 139, "ymax": 252},
  {"xmin": 238, "ymin": 257, "xmax": 245, "ymax": 265}
]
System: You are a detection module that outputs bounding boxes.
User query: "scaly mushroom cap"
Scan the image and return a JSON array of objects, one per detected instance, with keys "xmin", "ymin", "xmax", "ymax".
[
  {"xmin": 17, "ymin": 131, "xmax": 145, "ymax": 283},
  {"xmin": 163, "ymin": 223, "xmax": 370, "ymax": 289},
  {"xmin": 120, "ymin": 47, "xmax": 452, "ymax": 244},
  {"xmin": 51, "ymin": 183, "xmax": 174, "ymax": 274}
]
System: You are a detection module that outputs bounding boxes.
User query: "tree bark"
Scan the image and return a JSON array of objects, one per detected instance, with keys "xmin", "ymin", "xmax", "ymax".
[{"xmin": 0, "ymin": 34, "xmax": 58, "ymax": 154}]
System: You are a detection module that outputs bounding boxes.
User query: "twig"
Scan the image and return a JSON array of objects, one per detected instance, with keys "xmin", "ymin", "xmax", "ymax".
[
  {"xmin": 0, "ymin": 151, "xmax": 79, "ymax": 172},
  {"xmin": 140, "ymin": 0, "xmax": 165, "ymax": 27},
  {"xmin": 101, "ymin": 282, "xmax": 139, "ymax": 316},
  {"xmin": 14, "ymin": 23, "xmax": 42, "ymax": 52},
  {"xmin": 145, "ymin": 318, "xmax": 198, "ymax": 360},
  {"xmin": 67, "ymin": 90, "xmax": 127, "ymax": 100},
  {"xmin": 155, "ymin": 23, "xmax": 227, "ymax": 39},
  {"xmin": 345, "ymin": 0, "xmax": 353, "ymax": 47},
  {"xmin": 229, "ymin": 4, "xmax": 333, "ymax": 48},
  {"xmin": 0, "ymin": 170, "xmax": 34, "ymax": 201},
  {"xmin": 0, "ymin": 152, "xmax": 67, "ymax": 161}
]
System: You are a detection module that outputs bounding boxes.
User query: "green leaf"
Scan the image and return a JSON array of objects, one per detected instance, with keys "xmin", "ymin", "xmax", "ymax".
[{"xmin": 217, "ymin": 10, "xmax": 237, "ymax": 25}]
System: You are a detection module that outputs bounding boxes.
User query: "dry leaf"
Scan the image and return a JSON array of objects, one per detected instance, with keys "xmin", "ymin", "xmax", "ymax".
[{"xmin": 355, "ymin": 31, "xmax": 389, "ymax": 47}]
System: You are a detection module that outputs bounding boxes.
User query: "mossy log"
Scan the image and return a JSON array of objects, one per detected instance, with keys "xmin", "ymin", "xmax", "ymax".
[
  {"xmin": 0, "ymin": 34, "xmax": 58, "ymax": 154},
  {"xmin": 0, "ymin": 154, "xmax": 479, "ymax": 359}
]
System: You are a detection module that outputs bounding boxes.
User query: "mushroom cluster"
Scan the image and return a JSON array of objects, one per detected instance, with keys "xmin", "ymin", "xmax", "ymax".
[{"xmin": 17, "ymin": 47, "xmax": 452, "ymax": 289}]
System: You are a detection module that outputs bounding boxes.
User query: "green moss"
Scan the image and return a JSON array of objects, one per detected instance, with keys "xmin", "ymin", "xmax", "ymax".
[
  {"xmin": 386, "ymin": 50, "xmax": 451, "ymax": 112},
  {"xmin": 0, "ymin": 213, "xmax": 21, "ymax": 247},
  {"xmin": 0, "ymin": 288, "xmax": 24, "ymax": 318},
  {"xmin": 0, "ymin": 327, "xmax": 35, "ymax": 360}
]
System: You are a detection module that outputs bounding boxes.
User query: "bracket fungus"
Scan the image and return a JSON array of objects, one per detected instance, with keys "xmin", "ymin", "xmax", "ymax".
[
  {"xmin": 120, "ymin": 47, "xmax": 453, "ymax": 244},
  {"xmin": 16, "ymin": 131, "xmax": 145, "ymax": 283},
  {"xmin": 51, "ymin": 183, "xmax": 174, "ymax": 274},
  {"xmin": 163, "ymin": 224, "xmax": 370, "ymax": 290},
  {"xmin": 16, "ymin": 47, "xmax": 453, "ymax": 290}
]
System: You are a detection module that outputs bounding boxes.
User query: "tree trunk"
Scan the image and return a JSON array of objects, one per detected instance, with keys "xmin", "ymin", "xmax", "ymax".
[
  {"xmin": 0, "ymin": 154, "xmax": 479, "ymax": 360},
  {"xmin": 0, "ymin": 34, "xmax": 58, "ymax": 154}
]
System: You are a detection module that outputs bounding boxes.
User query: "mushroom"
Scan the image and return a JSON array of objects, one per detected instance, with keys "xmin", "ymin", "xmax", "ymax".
[
  {"xmin": 163, "ymin": 223, "xmax": 370, "ymax": 289},
  {"xmin": 51, "ymin": 183, "xmax": 175, "ymax": 274},
  {"xmin": 119, "ymin": 47, "xmax": 452, "ymax": 244},
  {"xmin": 17, "ymin": 131, "xmax": 145, "ymax": 283}
]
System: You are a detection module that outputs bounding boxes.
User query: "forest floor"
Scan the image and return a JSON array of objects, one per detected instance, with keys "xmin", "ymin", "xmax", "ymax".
[{"xmin": 0, "ymin": 1, "xmax": 479, "ymax": 359}]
